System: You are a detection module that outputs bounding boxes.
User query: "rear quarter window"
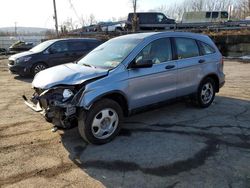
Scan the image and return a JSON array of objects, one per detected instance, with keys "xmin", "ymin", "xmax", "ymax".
[{"xmin": 198, "ymin": 41, "xmax": 216, "ymax": 55}]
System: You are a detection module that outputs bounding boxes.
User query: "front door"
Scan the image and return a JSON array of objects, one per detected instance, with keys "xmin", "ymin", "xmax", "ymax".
[
  {"xmin": 47, "ymin": 41, "xmax": 72, "ymax": 67},
  {"xmin": 128, "ymin": 37, "xmax": 177, "ymax": 110}
]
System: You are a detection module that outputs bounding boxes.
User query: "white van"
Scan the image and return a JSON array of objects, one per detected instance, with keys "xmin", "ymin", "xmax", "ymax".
[{"xmin": 182, "ymin": 11, "xmax": 229, "ymax": 23}]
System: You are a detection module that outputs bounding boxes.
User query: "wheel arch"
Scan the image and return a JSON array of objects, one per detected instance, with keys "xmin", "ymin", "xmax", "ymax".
[
  {"xmin": 200, "ymin": 73, "xmax": 220, "ymax": 92},
  {"xmin": 89, "ymin": 91, "xmax": 129, "ymax": 117}
]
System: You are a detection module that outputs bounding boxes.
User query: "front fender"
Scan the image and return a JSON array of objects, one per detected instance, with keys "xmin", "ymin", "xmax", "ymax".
[
  {"xmin": 77, "ymin": 78, "xmax": 128, "ymax": 110},
  {"xmin": 78, "ymin": 88, "xmax": 128, "ymax": 110}
]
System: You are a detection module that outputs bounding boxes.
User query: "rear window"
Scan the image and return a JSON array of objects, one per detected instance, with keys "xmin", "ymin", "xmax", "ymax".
[{"xmin": 175, "ymin": 38, "xmax": 199, "ymax": 59}]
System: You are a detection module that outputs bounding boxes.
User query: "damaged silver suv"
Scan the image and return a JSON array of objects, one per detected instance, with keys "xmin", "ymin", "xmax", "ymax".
[{"xmin": 24, "ymin": 32, "xmax": 225, "ymax": 144}]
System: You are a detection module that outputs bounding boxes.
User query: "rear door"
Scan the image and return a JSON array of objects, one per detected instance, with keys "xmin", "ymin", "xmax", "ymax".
[
  {"xmin": 68, "ymin": 40, "xmax": 90, "ymax": 61},
  {"xmin": 173, "ymin": 37, "xmax": 203, "ymax": 97},
  {"xmin": 128, "ymin": 37, "xmax": 177, "ymax": 109}
]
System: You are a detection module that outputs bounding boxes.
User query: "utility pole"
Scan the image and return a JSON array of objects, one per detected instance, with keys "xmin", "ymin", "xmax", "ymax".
[
  {"xmin": 53, "ymin": 0, "xmax": 59, "ymax": 37},
  {"xmin": 14, "ymin": 22, "xmax": 17, "ymax": 37}
]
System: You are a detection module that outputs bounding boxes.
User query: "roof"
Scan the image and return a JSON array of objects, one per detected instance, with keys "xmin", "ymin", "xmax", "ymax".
[
  {"xmin": 114, "ymin": 31, "xmax": 208, "ymax": 41},
  {"xmin": 47, "ymin": 38, "xmax": 100, "ymax": 43}
]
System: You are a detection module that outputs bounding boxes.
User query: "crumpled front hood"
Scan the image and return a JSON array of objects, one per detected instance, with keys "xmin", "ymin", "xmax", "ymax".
[
  {"xmin": 32, "ymin": 63, "xmax": 108, "ymax": 89},
  {"xmin": 9, "ymin": 51, "xmax": 35, "ymax": 60}
]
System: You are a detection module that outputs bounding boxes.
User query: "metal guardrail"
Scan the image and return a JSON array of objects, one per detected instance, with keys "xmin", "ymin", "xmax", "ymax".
[{"xmin": 71, "ymin": 20, "xmax": 250, "ymax": 36}]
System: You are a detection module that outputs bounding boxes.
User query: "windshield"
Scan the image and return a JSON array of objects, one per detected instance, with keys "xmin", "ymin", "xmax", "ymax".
[
  {"xmin": 77, "ymin": 37, "xmax": 142, "ymax": 69},
  {"xmin": 29, "ymin": 40, "xmax": 55, "ymax": 53}
]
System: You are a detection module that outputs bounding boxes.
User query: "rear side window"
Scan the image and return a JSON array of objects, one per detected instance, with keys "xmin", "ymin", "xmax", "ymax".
[
  {"xmin": 199, "ymin": 41, "xmax": 216, "ymax": 55},
  {"xmin": 69, "ymin": 41, "xmax": 87, "ymax": 51},
  {"xmin": 135, "ymin": 38, "xmax": 172, "ymax": 64},
  {"xmin": 175, "ymin": 38, "xmax": 199, "ymax": 59},
  {"xmin": 140, "ymin": 14, "xmax": 155, "ymax": 24}
]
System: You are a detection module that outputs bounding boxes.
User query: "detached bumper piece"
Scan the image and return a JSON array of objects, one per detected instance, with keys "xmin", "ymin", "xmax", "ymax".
[{"xmin": 22, "ymin": 95, "xmax": 42, "ymax": 112}]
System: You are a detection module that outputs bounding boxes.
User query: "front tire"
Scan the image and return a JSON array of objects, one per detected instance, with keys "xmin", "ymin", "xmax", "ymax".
[
  {"xmin": 31, "ymin": 63, "xmax": 47, "ymax": 76},
  {"xmin": 78, "ymin": 99, "xmax": 123, "ymax": 144},
  {"xmin": 196, "ymin": 77, "xmax": 216, "ymax": 108}
]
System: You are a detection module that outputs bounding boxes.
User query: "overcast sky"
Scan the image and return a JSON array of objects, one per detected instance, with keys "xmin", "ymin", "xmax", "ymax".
[{"xmin": 0, "ymin": 0, "xmax": 179, "ymax": 29}]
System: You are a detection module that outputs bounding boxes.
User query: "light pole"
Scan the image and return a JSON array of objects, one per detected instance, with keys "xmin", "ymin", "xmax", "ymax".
[{"xmin": 53, "ymin": 0, "xmax": 59, "ymax": 37}]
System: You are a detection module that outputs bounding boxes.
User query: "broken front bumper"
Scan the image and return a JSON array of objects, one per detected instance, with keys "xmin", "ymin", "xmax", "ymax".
[
  {"xmin": 22, "ymin": 95, "xmax": 43, "ymax": 112},
  {"xmin": 22, "ymin": 94, "xmax": 77, "ymax": 128}
]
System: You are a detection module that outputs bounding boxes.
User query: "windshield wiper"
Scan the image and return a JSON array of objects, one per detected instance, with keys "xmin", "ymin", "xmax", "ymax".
[{"xmin": 82, "ymin": 63, "xmax": 96, "ymax": 68}]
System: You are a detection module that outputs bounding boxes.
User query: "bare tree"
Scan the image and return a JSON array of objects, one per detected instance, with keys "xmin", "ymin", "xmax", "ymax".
[
  {"xmin": 61, "ymin": 18, "xmax": 76, "ymax": 31},
  {"xmin": 88, "ymin": 14, "xmax": 96, "ymax": 25},
  {"xmin": 191, "ymin": 0, "xmax": 204, "ymax": 11},
  {"xmin": 79, "ymin": 15, "xmax": 86, "ymax": 27},
  {"xmin": 154, "ymin": 3, "xmax": 189, "ymax": 21},
  {"xmin": 241, "ymin": 0, "xmax": 250, "ymax": 16}
]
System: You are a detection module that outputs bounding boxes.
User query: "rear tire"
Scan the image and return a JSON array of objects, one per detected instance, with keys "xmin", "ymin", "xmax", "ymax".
[
  {"xmin": 78, "ymin": 99, "xmax": 123, "ymax": 144},
  {"xmin": 196, "ymin": 77, "xmax": 216, "ymax": 108}
]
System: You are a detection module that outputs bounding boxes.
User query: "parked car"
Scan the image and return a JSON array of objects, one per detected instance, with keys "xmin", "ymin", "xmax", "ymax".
[
  {"xmin": 23, "ymin": 32, "xmax": 225, "ymax": 144},
  {"xmin": 83, "ymin": 25, "xmax": 99, "ymax": 32},
  {"xmin": 8, "ymin": 38, "xmax": 102, "ymax": 76},
  {"xmin": 126, "ymin": 12, "xmax": 175, "ymax": 30},
  {"xmin": 98, "ymin": 21, "xmax": 125, "ymax": 32}
]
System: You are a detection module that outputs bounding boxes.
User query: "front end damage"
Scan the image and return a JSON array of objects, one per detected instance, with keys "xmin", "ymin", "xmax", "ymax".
[{"xmin": 23, "ymin": 86, "xmax": 83, "ymax": 129}]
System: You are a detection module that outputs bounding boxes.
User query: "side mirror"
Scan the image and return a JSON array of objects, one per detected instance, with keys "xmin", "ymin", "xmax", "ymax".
[{"xmin": 130, "ymin": 59, "xmax": 153, "ymax": 69}]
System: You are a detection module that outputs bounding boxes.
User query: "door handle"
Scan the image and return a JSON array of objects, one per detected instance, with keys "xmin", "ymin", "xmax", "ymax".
[
  {"xmin": 165, "ymin": 65, "xmax": 175, "ymax": 69},
  {"xmin": 199, "ymin": 59, "xmax": 206, "ymax": 64}
]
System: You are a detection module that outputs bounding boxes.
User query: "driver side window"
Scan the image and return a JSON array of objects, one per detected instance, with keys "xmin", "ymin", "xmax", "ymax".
[
  {"xmin": 49, "ymin": 41, "xmax": 68, "ymax": 53},
  {"xmin": 135, "ymin": 38, "xmax": 172, "ymax": 64}
]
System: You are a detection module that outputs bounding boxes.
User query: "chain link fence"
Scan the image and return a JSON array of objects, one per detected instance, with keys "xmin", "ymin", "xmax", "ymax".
[{"xmin": 0, "ymin": 36, "xmax": 45, "ymax": 50}]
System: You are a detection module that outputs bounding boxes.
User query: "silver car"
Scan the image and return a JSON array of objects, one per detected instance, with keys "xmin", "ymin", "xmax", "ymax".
[{"xmin": 24, "ymin": 32, "xmax": 225, "ymax": 144}]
